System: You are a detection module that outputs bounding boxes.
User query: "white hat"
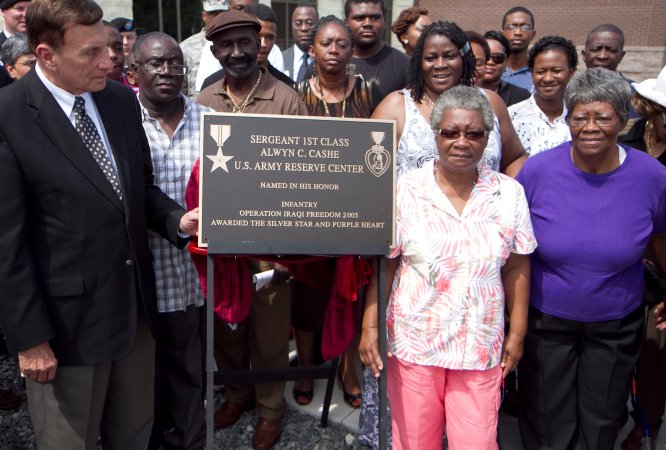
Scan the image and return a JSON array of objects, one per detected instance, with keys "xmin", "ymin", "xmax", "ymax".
[
  {"xmin": 632, "ymin": 65, "xmax": 666, "ymax": 109},
  {"xmin": 202, "ymin": 0, "xmax": 228, "ymax": 12}
]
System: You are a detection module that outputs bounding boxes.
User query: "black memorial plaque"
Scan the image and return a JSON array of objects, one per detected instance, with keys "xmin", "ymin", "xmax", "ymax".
[{"xmin": 198, "ymin": 113, "xmax": 395, "ymax": 255}]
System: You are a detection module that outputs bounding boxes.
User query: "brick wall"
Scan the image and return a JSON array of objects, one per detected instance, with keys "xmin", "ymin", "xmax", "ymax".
[
  {"xmin": 416, "ymin": 0, "xmax": 666, "ymax": 80},
  {"xmin": 418, "ymin": 0, "xmax": 665, "ymax": 46}
]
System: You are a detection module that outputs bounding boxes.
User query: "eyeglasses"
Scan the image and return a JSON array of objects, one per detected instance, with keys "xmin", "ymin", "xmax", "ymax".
[
  {"xmin": 137, "ymin": 60, "xmax": 187, "ymax": 76},
  {"xmin": 488, "ymin": 53, "xmax": 506, "ymax": 64},
  {"xmin": 17, "ymin": 59, "xmax": 36, "ymax": 68},
  {"xmin": 568, "ymin": 115, "xmax": 617, "ymax": 128},
  {"xmin": 437, "ymin": 129, "xmax": 488, "ymax": 141},
  {"xmin": 293, "ymin": 19, "xmax": 316, "ymax": 28},
  {"xmin": 503, "ymin": 24, "xmax": 533, "ymax": 32}
]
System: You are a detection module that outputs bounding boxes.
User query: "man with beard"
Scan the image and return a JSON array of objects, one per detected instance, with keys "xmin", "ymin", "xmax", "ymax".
[
  {"xmin": 501, "ymin": 6, "xmax": 536, "ymax": 92},
  {"xmin": 132, "ymin": 32, "xmax": 212, "ymax": 450},
  {"xmin": 196, "ymin": 10, "xmax": 308, "ymax": 450},
  {"xmin": 345, "ymin": 0, "xmax": 409, "ymax": 100},
  {"xmin": 282, "ymin": 4, "xmax": 318, "ymax": 82},
  {"xmin": 199, "ymin": 3, "xmax": 294, "ymax": 91}
]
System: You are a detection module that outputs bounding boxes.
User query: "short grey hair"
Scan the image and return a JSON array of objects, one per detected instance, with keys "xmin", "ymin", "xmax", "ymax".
[
  {"xmin": 0, "ymin": 33, "xmax": 30, "ymax": 67},
  {"xmin": 564, "ymin": 68, "xmax": 631, "ymax": 123},
  {"xmin": 430, "ymin": 86, "xmax": 494, "ymax": 133}
]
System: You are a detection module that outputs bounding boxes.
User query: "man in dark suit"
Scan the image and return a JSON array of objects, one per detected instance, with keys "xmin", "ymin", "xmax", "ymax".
[
  {"xmin": 281, "ymin": 4, "xmax": 317, "ymax": 82},
  {"xmin": 0, "ymin": 0, "xmax": 199, "ymax": 448}
]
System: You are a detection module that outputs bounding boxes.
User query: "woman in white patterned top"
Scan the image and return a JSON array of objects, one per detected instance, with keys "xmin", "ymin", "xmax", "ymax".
[
  {"xmin": 508, "ymin": 36, "xmax": 577, "ymax": 156},
  {"xmin": 370, "ymin": 21, "xmax": 527, "ymax": 180}
]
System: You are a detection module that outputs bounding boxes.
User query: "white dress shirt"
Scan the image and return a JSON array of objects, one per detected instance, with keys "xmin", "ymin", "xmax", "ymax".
[{"xmin": 35, "ymin": 63, "xmax": 118, "ymax": 170}]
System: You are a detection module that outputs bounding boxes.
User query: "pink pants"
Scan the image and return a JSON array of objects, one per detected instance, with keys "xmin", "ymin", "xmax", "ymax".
[{"xmin": 387, "ymin": 357, "xmax": 502, "ymax": 450}]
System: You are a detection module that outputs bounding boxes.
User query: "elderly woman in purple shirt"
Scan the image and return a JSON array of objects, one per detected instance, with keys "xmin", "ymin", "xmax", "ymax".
[{"xmin": 516, "ymin": 68, "xmax": 666, "ymax": 450}]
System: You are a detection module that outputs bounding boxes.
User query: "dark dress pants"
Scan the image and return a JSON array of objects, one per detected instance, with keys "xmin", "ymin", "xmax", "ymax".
[
  {"xmin": 152, "ymin": 304, "xmax": 205, "ymax": 450},
  {"xmin": 26, "ymin": 315, "xmax": 155, "ymax": 450},
  {"xmin": 518, "ymin": 306, "xmax": 643, "ymax": 450}
]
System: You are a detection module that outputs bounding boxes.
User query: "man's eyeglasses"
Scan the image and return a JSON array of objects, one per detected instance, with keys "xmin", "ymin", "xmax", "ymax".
[
  {"xmin": 137, "ymin": 60, "xmax": 187, "ymax": 76},
  {"xmin": 503, "ymin": 24, "xmax": 533, "ymax": 32},
  {"xmin": 568, "ymin": 115, "xmax": 616, "ymax": 128},
  {"xmin": 487, "ymin": 53, "xmax": 506, "ymax": 64},
  {"xmin": 437, "ymin": 129, "xmax": 488, "ymax": 141},
  {"xmin": 293, "ymin": 19, "xmax": 316, "ymax": 28}
]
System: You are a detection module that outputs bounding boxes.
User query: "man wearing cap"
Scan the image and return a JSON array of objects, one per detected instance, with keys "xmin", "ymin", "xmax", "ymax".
[
  {"xmin": 180, "ymin": 0, "xmax": 227, "ymax": 100},
  {"xmin": 226, "ymin": 0, "xmax": 284, "ymax": 72},
  {"xmin": 199, "ymin": 3, "xmax": 294, "ymax": 91},
  {"xmin": 110, "ymin": 17, "xmax": 138, "ymax": 58},
  {"xmin": 0, "ymin": 0, "xmax": 29, "ymax": 46},
  {"xmin": 195, "ymin": 10, "xmax": 307, "ymax": 450},
  {"xmin": 0, "ymin": 0, "xmax": 29, "ymax": 88}
]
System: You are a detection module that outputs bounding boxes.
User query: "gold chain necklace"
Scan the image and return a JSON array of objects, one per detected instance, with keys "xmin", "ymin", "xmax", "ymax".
[
  {"xmin": 646, "ymin": 120, "xmax": 660, "ymax": 157},
  {"xmin": 423, "ymin": 91, "xmax": 436, "ymax": 108},
  {"xmin": 316, "ymin": 75, "xmax": 347, "ymax": 118},
  {"xmin": 226, "ymin": 70, "xmax": 263, "ymax": 113}
]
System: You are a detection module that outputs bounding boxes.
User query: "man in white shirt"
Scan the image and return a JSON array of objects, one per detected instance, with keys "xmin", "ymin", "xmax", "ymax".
[
  {"xmin": 133, "ymin": 32, "xmax": 212, "ymax": 450},
  {"xmin": 0, "ymin": 1, "xmax": 199, "ymax": 448}
]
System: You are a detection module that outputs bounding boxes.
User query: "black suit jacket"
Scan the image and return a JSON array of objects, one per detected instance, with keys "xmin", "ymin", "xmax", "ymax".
[{"xmin": 0, "ymin": 69, "xmax": 185, "ymax": 366}]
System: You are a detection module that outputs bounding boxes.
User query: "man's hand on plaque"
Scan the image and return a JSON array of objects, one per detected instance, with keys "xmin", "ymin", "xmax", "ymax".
[{"xmin": 179, "ymin": 207, "xmax": 199, "ymax": 237}]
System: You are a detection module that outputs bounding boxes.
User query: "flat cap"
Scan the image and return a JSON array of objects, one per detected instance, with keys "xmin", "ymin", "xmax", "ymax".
[
  {"xmin": 110, "ymin": 17, "xmax": 136, "ymax": 32},
  {"xmin": 205, "ymin": 9, "xmax": 261, "ymax": 41},
  {"xmin": 0, "ymin": 0, "xmax": 29, "ymax": 10}
]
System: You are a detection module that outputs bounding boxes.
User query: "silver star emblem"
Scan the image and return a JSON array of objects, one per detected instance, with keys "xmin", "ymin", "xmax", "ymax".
[{"xmin": 206, "ymin": 148, "xmax": 235, "ymax": 173}]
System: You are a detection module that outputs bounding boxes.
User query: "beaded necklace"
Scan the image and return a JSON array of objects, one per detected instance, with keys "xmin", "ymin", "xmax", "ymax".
[{"xmin": 316, "ymin": 75, "xmax": 348, "ymax": 118}]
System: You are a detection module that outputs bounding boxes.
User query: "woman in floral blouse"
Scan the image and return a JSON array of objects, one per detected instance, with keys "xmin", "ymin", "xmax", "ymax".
[{"xmin": 361, "ymin": 86, "xmax": 536, "ymax": 450}]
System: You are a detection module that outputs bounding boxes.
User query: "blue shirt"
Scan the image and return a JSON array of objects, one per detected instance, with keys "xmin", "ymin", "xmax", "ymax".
[{"xmin": 501, "ymin": 66, "xmax": 533, "ymax": 92}]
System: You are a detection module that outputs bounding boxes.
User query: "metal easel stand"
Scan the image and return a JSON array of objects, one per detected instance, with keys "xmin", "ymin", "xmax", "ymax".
[{"xmin": 204, "ymin": 253, "xmax": 347, "ymax": 449}]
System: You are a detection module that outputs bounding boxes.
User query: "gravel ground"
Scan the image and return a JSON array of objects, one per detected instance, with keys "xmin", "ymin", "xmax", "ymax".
[{"xmin": 0, "ymin": 353, "xmax": 365, "ymax": 450}]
